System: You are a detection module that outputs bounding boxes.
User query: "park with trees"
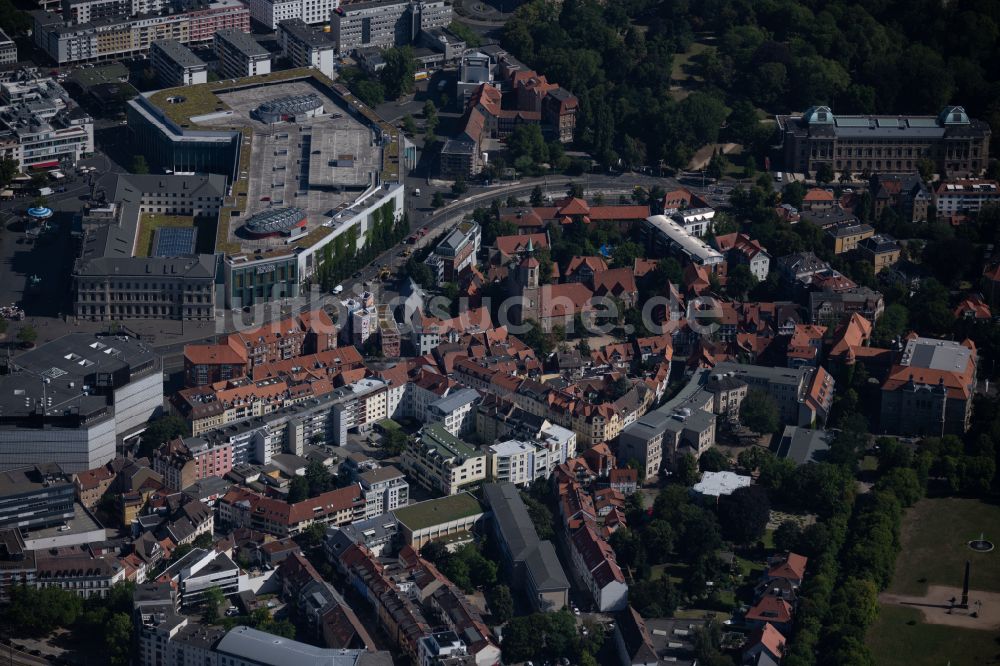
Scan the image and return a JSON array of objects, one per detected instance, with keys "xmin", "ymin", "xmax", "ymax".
[{"xmin": 501, "ymin": 0, "xmax": 1000, "ymax": 173}]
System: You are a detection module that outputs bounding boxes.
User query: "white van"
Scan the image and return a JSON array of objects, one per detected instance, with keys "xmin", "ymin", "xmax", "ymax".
[
  {"xmin": 775, "ymin": 171, "xmax": 784, "ymax": 182},
  {"xmin": 332, "ymin": 284, "xmax": 344, "ymax": 295}
]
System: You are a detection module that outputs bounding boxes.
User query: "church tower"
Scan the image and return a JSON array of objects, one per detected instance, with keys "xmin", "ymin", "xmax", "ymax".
[{"xmin": 514, "ymin": 238, "xmax": 541, "ymax": 324}]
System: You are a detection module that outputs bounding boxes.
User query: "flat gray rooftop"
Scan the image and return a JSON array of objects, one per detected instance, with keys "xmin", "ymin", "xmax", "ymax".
[
  {"xmin": 23, "ymin": 501, "xmax": 104, "ymax": 540},
  {"xmin": 152, "ymin": 39, "xmax": 206, "ymax": 69},
  {"xmin": 901, "ymin": 337, "xmax": 973, "ymax": 372},
  {"xmin": 200, "ymin": 80, "xmax": 380, "ymax": 252}
]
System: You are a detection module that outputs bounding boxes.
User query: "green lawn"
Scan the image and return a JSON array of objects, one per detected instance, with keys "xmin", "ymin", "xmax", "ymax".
[
  {"xmin": 670, "ymin": 40, "xmax": 715, "ymax": 84},
  {"xmin": 734, "ymin": 555, "xmax": 761, "ymax": 579},
  {"xmin": 649, "ymin": 562, "xmax": 686, "ymax": 584},
  {"xmin": 868, "ymin": 605, "xmax": 1000, "ymax": 666},
  {"xmin": 859, "ymin": 455, "xmax": 879, "ymax": 472},
  {"xmin": 889, "ymin": 498, "xmax": 1000, "ymax": 596}
]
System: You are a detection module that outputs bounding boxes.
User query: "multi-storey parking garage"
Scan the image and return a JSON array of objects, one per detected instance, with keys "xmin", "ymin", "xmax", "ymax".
[{"xmin": 126, "ymin": 69, "xmax": 409, "ymax": 309}]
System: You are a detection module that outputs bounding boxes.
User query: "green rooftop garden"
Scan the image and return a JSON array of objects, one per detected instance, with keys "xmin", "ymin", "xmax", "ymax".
[
  {"xmin": 420, "ymin": 422, "xmax": 481, "ymax": 459},
  {"xmin": 147, "ymin": 68, "xmax": 319, "ymax": 128},
  {"xmin": 393, "ymin": 492, "xmax": 484, "ymax": 532}
]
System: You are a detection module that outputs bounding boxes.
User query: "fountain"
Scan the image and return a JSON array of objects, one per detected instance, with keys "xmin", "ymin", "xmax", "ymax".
[{"xmin": 968, "ymin": 532, "xmax": 995, "ymax": 553}]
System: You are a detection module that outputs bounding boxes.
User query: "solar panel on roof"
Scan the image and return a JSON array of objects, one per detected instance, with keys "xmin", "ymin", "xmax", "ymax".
[
  {"xmin": 907, "ymin": 118, "xmax": 938, "ymax": 127},
  {"xmin": 152, "ymin": 227, "xmax": 197, "ymax": 257},
  {"xmin": 835, "ymin": 117, "xmax": 869, "ymax": 127}
]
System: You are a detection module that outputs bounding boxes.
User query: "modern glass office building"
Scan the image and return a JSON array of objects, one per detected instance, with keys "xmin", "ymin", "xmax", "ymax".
[
  {"xmin": 126, "ymin": 94, "xmax": 242, "ymax": 179},
  {"xmin": 224, "ymin": 253, "xmax": 300, "ymax": 309}
]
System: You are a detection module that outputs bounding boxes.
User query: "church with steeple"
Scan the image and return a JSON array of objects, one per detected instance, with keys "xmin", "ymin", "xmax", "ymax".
[
  {"xmin": 506, "ymin": 237, "xmax": 593, "ymax": 332},
  {"xmin": 509, "ymin": 237, "xmax": 541, "ymax": 324}
]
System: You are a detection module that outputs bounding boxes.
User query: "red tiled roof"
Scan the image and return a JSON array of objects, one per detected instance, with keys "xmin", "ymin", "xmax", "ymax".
[
  {"xmin": 75, "ymin": 465, "xmax": 114, "ymax": 491},
  {"xmin": 768, "ymin": 552, "xmax": 808, "ymax": 581},
  {"xmin": 539, "ymin": 283, "xmax": 594, "ymax": 319},
  {"xmin": 250, "ymin": 346, "xmax": 364, "ymax": 382},
  {"xmin": 663, "ymin": 187, "xmax": 706, "ymax": 209},
  {"xmin": 592, "ymin": 268, "xmax": 637, "ymax": 298},
  {"xmin": 500, "ymin": 208, "xmax": 545, "ymax": 229},
  {"xmin": 184, "ymin": 336, "xmax": 248, "ymax": 366},
  {"xmin": 608, "ymin": 468, "xmax": 637, "ymax": 484},
  {"xmin": 297, "ymin": 308, "xmax": 338, "ymax": 338},
  {"xmin": 746, "ymin": 596, "xmax": 794, "ymax": 625},
  {"xmin": 787, "ymin": 324, "xmax": 826, "ymax": 360},
  {"xmin": 829, "ymin": 313, "xmax": 873, "ymax": 358},
  {"xmin": 564, "ymin": 255, "xmax": 608, "ymax": 277},
  {"xmin": 803, "ymin": 188, "xmax": 835, "ymax": 202},
  {"xmin": 883, "ymin": 364, "xmax": 976, "ymax": 400},
  {"xmin": 954, "ymin": 294, "xmax": 991, "ymax": 319},
  {"xmin": 235, "ymin": 484, "xmax": 364, "ymax": 528},
  {"xmin": 683, "ymin": 263, "xmax": 711, "ymax": 295},
  {"xmin": 557, "ymin": 197, "xmax": 590, "ymax": 216},
  {"xmin": 633, "ymin": 258, "xmax": 658, "ymax": 277},
  {"xmin": 588, "ymin": 205, "xmax": 650, "ymax": 220},
  {"xmin": 471, "ymin": 83, "xmax": 501, "ymax": 115},
  {"xmin": 494, "ymin": 233, "xmax": 549, "ymax": 256},
  {"xmin": 748, "ymin": 623, "xmax": 787, "ymax": 659},
  {"xmin": 464, "ymin": 107, "xmax": 486, "ymax": 144}
]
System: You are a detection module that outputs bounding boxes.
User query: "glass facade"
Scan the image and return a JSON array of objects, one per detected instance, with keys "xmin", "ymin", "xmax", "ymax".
[
  {"xmin": 126, "ymin": 102, "xmax": 242, "ymax": 180},
  {"xmin": 227, "ymin": 257, "xmax": 299, "ymax": 307}
]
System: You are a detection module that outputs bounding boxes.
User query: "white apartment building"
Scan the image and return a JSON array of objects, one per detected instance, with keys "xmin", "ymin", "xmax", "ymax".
[
  {"xmin": 33, "ymin": 0, "xmax": 250, "ymax": 65},
  {"xmin": 641, "ymin": 214, "xmax": 725, "ymax": 269},
  {"xmin": 488, "ymin": 423, "xmax": 575, "ymax": 487},
  {"xmin": 278, "ymin": 18, "xmax": 337, "ymax": 77},
  {"xmin": 748, "ymin": 249, "xmax": 771, "ymax": 281},
  {"xmin": 934, "ymin": 179, "xmax": 1000, "ymax": 217},
  {"xmin": 34, "ymin": 550, "xmax": 126, "ymax": 599},
  {"xmin": 358, "ymin": 465, "xmax": 409, "ymax": 518},
  {"xmin": 0, "ymin": 29, "xmax": 16, "ymax": 64},
  {"xmin": 331, "ymin": 0, "xmax": 450, "ymax": 54},
  {"xmin": 214, "ymin": 28, "xmax": 271, "ymax": 78},
  {"xmin": 672, "ymin": 207, "xmax": 716, "ymax": 237},
  {"xmin": 250, "ymin": 0, "xmax": 339, "ymax": 29},
  {"xmin": 487, "ymin": 440, "xmax": 536, "ymax": 486},
  {"xmin": 160, "ymin": 547, "xmax": 249, "ymax": 607},
  {"xmin": 425, "ymin": 387, "xmax": 480, "ymax": 437},
  {"xmin": 150, "ymin": 39, "xmax": 208, "ymax": 87},
  {"xmin": 538, "ymin": 422, "xmax": 576, "ymax": 471},
  {"xmin": 0, "ymin": 72, "xmax": 93, "ymax": 172},
  {"xmin": 331, "ymin": 378, "xmax": 390, "ymax": 443},
  {"xmin": 402, "ymin": 423, "xmax": 486, "ymax": 495}
]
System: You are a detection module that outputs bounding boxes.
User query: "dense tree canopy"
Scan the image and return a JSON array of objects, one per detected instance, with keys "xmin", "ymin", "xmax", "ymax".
[
  {"xmin": 139, "ymin": 415, "xmax": 190, "ymax": 458},
  {"xmin": 379, "ymin": 47, "xmax": 416, "ymax": 99},
  {"xmin": 718, "ymin": 484, "xmax": 772, "ymax": 544},
  {"xmin": 739, "ymin": 389, "xmax": 780, "ymax": 435},
  {"xmin": 502, "ymin": 0, "xmax": 1000, "ymax": 172}
]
